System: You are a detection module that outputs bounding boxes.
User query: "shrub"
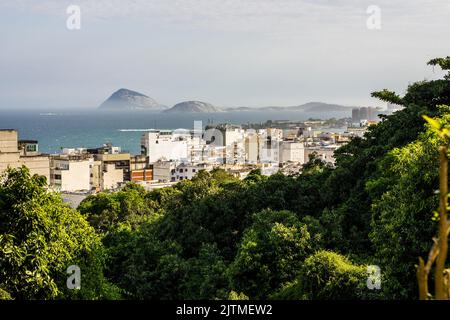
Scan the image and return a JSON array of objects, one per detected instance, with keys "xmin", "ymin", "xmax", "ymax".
[{"xmin": 272, "ymin": 251, "xmax": 368, "ymax": 300}]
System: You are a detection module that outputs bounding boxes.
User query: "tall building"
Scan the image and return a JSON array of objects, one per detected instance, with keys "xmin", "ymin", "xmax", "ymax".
[
  {"xmin": 245, "ymin": 132, "xmax": 259, "ymax": 164},
  {"xmin": 87, "ymin": 144, "xmax": 131, "ymax": 182},
  {"xmin": 351, "ymin": 107, "xmax": 382, "ymax": 124},
  {"xmin": 130, "ymin": 155, "xmax": 153, "ymax": 182},
  {"xmin": 204, "ymin": 124, "xmax": 245, "ymax": 164},
  {"xmin": 141, "ymin": 130, "xmax": 190, "ymax": 163},
  {"xmin": 152, "ymin": 160, "xmax": 177, "ymax": 183},
  {"xmin": 258, "ymin": 129, "xmax": 281, "ymax": 164},
  {"xmin": 280, "ymin": 141, "xmax": 305, "ymax": 164},
  {"xmin": 304, "ymin": 146, "xmax": 337, "ymax": 165},
  {"xmin": 50, "ymin": 154, "xmax": 93, "ymax": 192},
  {"xmin": 351, "ymin": 108, "xmax": 360, "ymax": 124},
  {"xmin": 0, "ymin": 129, "xmax": 50, "ymax": 180},
  {"xmin": 50, "ymin": 147, "xmax": 126, "ymax": 192},
  {"xmin": 101, "ymin": 163, "xmax": 124, "ymax": 190}
]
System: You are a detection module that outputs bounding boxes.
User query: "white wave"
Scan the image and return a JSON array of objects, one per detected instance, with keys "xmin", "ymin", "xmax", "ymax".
[
  {"xmin": 40, "ymin": 112, "xmax": 58, "ymax": 116},
  {"xmin": 118, "ymin": 129, "xmax": 156, "ymax": 132}
]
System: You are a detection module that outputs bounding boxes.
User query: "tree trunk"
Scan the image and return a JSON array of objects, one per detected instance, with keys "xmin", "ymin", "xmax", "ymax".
[
  {"xmin": 435, "ymin": 146, "xmax": 448, "ymax": 300},
  {"xmin": 417, "ymin": 257, "xmax": 428, "ymax": 300}
]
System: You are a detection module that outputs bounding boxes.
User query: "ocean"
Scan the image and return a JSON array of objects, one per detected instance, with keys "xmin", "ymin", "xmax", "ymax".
[{"xmin": 0, "ymin": 109, "xmax": 351, "ymax": 155}]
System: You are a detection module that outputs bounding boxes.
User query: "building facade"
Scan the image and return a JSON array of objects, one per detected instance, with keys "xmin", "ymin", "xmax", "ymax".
[{"xmin": 0, "ymin": 129, "xmax": 50, "ymax": 181}]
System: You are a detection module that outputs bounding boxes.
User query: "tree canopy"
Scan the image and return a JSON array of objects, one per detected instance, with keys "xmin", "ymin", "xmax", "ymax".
[{"xmin": 2, "ymin": 57, "xmax": 450, "ymax": 300}]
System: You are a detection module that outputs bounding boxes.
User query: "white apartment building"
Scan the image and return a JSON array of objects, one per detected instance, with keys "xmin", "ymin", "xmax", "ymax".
[
  {"xmin": 224, "ymin": 127, "xmax": 246, "ymax": 165},
  {"xmin": 50, "ymin": 156, "xmax": 93, "ymax": 192},
  {"xmin": 280, "ymin": 141, "xmax": 305, "ymax": 164},
  {"xmin": 258, "ymin": 129, "xmax": 281, "ymax": 164},
  {"xmin": 152, "ymin": 160, "xmax": 178, "ymax": 183},
  {"xmin": 172, "ymin": 163, "xmax": 214, "ymax": 182},
  {"xmin": 51, "ymin": 157, "xmax": 124, "ymax": 192},
  {"xmin": 204, "ymin": 124, "xmax": 246, "ymax": 164},
  {"xmin": 101, "ymin": 163, "xmax": 124, "ymax": 190},
  {"xmin": 266, "ymin": 128, "xmax": 283, "ymax": 141},
  {"xmin": 195, "ymin": 144, "xmax": 226, "ymax": 164},
  {"xmin": 142, "ymin": 127, "xmax": 243, "ymax": 165},
  {"xmin": 245, "ymin": 132, "xmax": 259, "ymax": 164},
  {"xmin": 304, "ymin": 146, "xmax": 337, "ymax": 165},
  {"xmin": 141, "ymin": 130, "xmax": 190, "ymax": 163},
  {"xmin": 283, "ymin": 128, "xmax": 301, "ymax": 140},
  {"xmin": 152, "ymin": 160, "xmax": 217, "ymax": 183},
  {"xmin": 302, "ymin": 127, "xmax": 316, "ymax": 139}
]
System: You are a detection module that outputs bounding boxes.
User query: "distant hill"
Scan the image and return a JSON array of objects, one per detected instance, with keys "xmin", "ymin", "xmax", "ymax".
[
  {"xmin": 227, "ymin": 102, "xmax": 353, "ymax": 113},
  {"xmin": 165, "ymin": 101, "xmax": 223, "ymax": 113},
  {"xmin": 98, "ymin": 92, "xmax": 353, "ymax": 113},
  {"xmin": 99, "ymin": 88, "xmax": 167, "ymax": 110},
  {"xmin": 286, "ymin": 102, "xmax": 354, "ymax": 112}
]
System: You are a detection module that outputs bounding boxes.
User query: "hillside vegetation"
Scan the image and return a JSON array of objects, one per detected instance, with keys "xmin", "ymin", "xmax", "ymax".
[{"xmin": 1, "ymin": 57, "xmax": 450, "ymax": 300}]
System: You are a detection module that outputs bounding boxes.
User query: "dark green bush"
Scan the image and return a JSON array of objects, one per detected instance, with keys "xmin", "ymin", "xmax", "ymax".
[{"xmin": 272, "ymin": 251, "xmax": 367, "ymax": 300}]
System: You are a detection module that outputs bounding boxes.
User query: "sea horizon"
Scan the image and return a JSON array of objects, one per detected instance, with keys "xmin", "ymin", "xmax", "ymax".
[{"xmin": 0, "ymin": 108, "xmax": 351, "ymax": 155}]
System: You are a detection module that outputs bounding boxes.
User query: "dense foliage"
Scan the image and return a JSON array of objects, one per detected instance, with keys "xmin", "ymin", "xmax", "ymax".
[
  {"xmin": 0, "ymin": 167, "xmax": 119, "ymax": 299},
  {"xmin": 271, "ymin": 251, "xmax": 367, "ymax": 300},
  {"xmin": 1, "ymin": 57, "xmax": 450, "ymax": 300}
]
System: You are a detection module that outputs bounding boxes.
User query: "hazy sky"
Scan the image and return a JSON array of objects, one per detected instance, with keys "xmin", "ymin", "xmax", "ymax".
[{"xmin": 1, "ymin": 0, "xmax": 449, "ymax": 109}]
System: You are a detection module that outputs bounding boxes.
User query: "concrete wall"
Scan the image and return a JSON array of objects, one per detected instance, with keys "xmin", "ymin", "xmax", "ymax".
[
  {"xmin": 102, "ymin": 163, "xmax": 124, "ymax": 190},
  {"xmin": 52, "ymin": 159, "xmax": 92, "ymax": 192},
  {"xmin": 0, "ymin": 130, "xmax": 50, "ymax": 180},
  {"xmin": 280, "ymin": 142, "xmax": 305, "ymax": 164},
  {"xmin": 0, "ymin": 130, "xmax": 19, "ymax": 153},
  {"xmin": 0, "ymin": 152, "xmax": 20, "ymax": 173},
  {"xmin": 304, "ymin": 148, "xmax": 336, "ymax": 165},
  {"xmin": 172, "ymin": 164, "xmax": 213, "ymax": 181},
  {"xmin": 20, "ymin": 156, "xmax": 50, "ymax": 181},
  {"xmin": 153, "ymin": 161, "xmax": 176, "ymax": 182},
  {"xmin": 148, "ymin": 138, "xmax": 188, "ymax": 163},
  {"xmin": 245, "ymin": 134, "xmax": 259, "ymax": 164}
]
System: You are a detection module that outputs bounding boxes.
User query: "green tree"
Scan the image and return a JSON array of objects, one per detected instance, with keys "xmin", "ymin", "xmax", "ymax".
[
  {"xmin": 78, "ymin": 182, "xmax": 157, "ymax": 233},
  {"xmin": 181, "ymin": 243, "xmax": 229, "ymax": 300},
  {"xmin": 0, "ymin": 287, "xmax": 12, "ymax": 300},
  {"xmin": 315, "ymin": 57, "xmax": 450, "ymax": 256},
  {"xmin": 229, "ymin": 209, "xmax": 317, "ymax": 299},
  {"xmin": 369, "ymin": 109, "xmax": 450, "ymax": 299},
  {"xmin": 0, "ymin": 166, "xmax": 117, "ymax": 299},
  {"xmin": 271, "ymin": 251, "xmax": 368, "ymax": 300}
]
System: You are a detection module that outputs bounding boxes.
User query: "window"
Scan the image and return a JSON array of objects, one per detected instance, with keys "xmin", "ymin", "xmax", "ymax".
[
  {"xmin": 59, "ymin": 163, "xmax": 69, "ymax": 170},
  {"xmin": 26, "ymin": 144, "xmax": 37, "ymax": 152}
]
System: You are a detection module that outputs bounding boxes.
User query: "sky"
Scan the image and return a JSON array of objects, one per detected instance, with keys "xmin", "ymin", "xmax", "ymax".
[{"xmin": 0, "ymin": 0, "xmax": 449, "ymax": 110}]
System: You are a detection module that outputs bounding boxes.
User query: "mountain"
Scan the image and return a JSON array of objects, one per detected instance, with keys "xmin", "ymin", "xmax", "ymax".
[
  {"xmin": 165, "ymin": 101, "xmax": 223, "ymax": 113},
  {"xmin": 286, "ymin": 102, "xmax": 353, "ymax": 112},
  {"xmin": 98, "ymin": 91, "xmax": 353, "ymax": 113},
  {"xmin": 226, "ymin": 102, "xmax": 353, "ymax": 113},
  {"xmin": 99, "ymin": 88, "xmax": 166, "ymax": 110},
  {"xmin": 224, "ymin": 106, "xmax": 253, "ymax": 112}
]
